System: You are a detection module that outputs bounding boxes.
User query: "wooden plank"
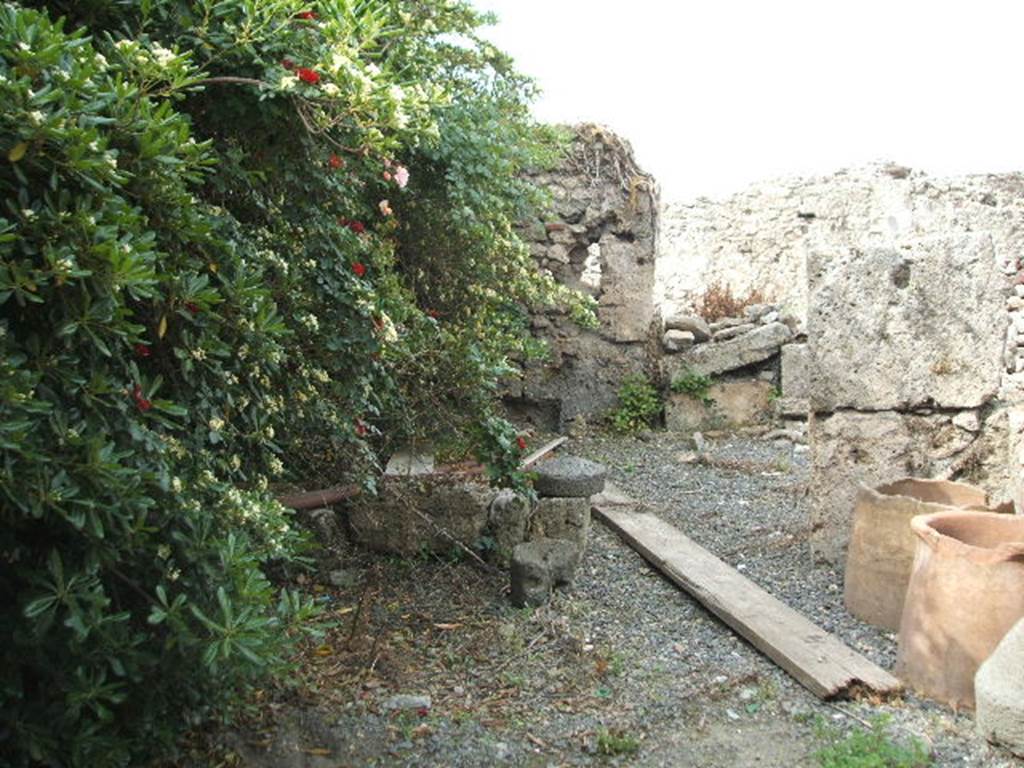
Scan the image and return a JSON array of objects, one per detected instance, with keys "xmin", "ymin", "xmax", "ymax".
[
  {"xmin": 593, "ymin": 488, "xmax": 901, "ymax": 700},
  {"xmin": 521, "ymin": 436, "xmax": 568, "ymax": 469}
]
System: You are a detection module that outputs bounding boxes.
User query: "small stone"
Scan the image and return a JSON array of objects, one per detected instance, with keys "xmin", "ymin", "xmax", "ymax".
[
  {"xmin": 533, "ymin": 456, "xmax": 607, "ymax": 498},
  {"xmin": 713, "ymin": 322, "xmax": 756, "ymax": 341},
  {"xmin": 328, "ymin": 569, "xmax": 359, "ymax": 589},
  {"xmin": 693, "ymin": 432, "xmax": 707, "ymax": 454},
  {"xmin": 382, "ymin": 694, "xmax": 432, "ymax": 712},
  {"xmin": 663, "ymin": 329, "xmax": 696, "ymax": 353},
  {"xmin": 1008, "ymin": 296, "xmax": 1024, "ymax": 311},
  {"xmin": 760, "ymin": 310, "xmax": 780, "ymax": 324},
  {"xmin": 677, "ymin": 451, "xmax": 700, "ymax": 464},
  {"xmin": 743, "ymin": 303, "xmax": 773, "ymax": 320},
  {"xmin": 708, "ymin": 316, "xmax": 747, "ymax": 332},
  {"xmin": 762, "ymin": 428, "xmax": 807, "ymax": 444},
  {"xmin": 663, "ymin": 313, "xmax": 711, "ymax": 342},
  {"xmin": 510, "ymin": 538, "xmax": 579, "ymax": 607}
]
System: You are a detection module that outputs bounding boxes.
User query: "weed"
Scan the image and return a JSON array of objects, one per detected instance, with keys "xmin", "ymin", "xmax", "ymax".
[
  {"xmin": 611, "ymin": 374, "xmax": 661, "ymax": 433},
  {"xmin": 694, "ymin": 280, "xmax": 768, "ymax": 323},
  {"xmin": 670, "ymin": 368, "xmax": 714, "ymax": 404},
  {"xmin": 597, "ymin": 727, "xmax": 640, "ymax": 756},
  {"xmin": 814, "ymin": 715, "xmax": 931, "ymax": 768}
]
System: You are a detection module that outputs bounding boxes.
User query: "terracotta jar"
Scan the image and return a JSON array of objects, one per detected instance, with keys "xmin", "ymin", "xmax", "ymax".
[
  {"xmin": 896, "ymin": 511, "xmax": 1024, "ymax": 708},
  {"xmin": 844, "ymin": 479, "xmax": 989, "ymax": 631}
]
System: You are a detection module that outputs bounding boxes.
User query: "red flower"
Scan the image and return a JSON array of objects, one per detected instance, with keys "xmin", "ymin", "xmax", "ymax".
[
  {"xmin": 134, "ymin": 343, "xmax": 151, "ymax": 358},
  {"xmin": 516, "ymin": 436, "xmax": 527, "ymax": 451},
  {"xmin": 296, "ymin": 10, "xmax": 317, "ymax": 19},
  {"xmin": 329, "ymin": 153, "xmax": 344, "ymax": 169},
  {"xmin": 185, "ymin": 302, "xmax": 200, "ymax": 315},
  {"xmin": 354, "ymin": 419, "xmax": 368, "ymax": 437},
  {"xmin": 426, "ymin": 309, "xmax": 440, "ymax": 319},
  {"xmin": 348, "ymin": 220, "xmax": 365, "ymax": 234},
  {"xmin": 352, "ymin": 262, "xmax": 367, "ymax": 277},
  {"xmin": 296, "ymin": 67, "xmax": 320, "ymax": 85},
  {"xmin": 132, "ymin": 385, "xmax": 152, "ymax": 413},
  {"xmin": 281, "ymin": 58, "xmax": 295, "ymax": 70},
  {"xmin": 417, "ymin": 707, "xmax": 429, "ymax": 718}
]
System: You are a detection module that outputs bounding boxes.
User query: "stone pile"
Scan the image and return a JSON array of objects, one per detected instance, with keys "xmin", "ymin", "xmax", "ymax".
[
  {"xmin": 510, "ymin": 456, "xmax": 607, "ymax": 607},
  {"xmin": 660, "ymin": 303, "xmax": 809, "ymax": 433}
]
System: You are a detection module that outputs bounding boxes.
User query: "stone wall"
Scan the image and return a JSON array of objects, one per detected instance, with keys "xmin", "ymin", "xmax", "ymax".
[
  {"xmin": 657, "ymin": 163, "xmax": 1024, "ymax": 565},
  {"xmin": 505, "ymin": 125, "xmax": 659, "ymax": 430}
]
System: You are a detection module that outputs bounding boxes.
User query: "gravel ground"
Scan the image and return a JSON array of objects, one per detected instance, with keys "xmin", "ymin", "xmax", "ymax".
[{"xmin": 205, "ymin": 432, "xmax": 1021, "ymax": 768}]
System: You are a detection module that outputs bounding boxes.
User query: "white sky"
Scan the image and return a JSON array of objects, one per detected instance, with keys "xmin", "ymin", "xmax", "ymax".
[{"xmin": 476, "ymin": 0, "xmax": 1024, "ymax": 202}]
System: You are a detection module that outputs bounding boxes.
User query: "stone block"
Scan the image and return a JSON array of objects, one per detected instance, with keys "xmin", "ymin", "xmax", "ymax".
[
  {"xmin": 510, "ymin": 538, "xmax": 579, "ymax": 607},
  {"xmin": 713, "ymin": 322, "xmax": 756, "ymax": 341},
  {"xmin": 485, "ymin": 489, "xmax": 531, "ymax": 567},
  {"xmin": 533, "ymin": 456, "xmax": 607, "ymax": 498},
  {"xmin": 676, "ymin": 322, "xmax": 791, "ymax": 377},
  {"xmin": 663, "ymin": 329, "xmax": 695, "ymax": 353},
  {"xmin": 528, "ymin": 496, "xmax": 590, "ymax": 554},
  {"xmin": 808, "ymin": 234, "xmax": 1007, "ymax": 411},
  {"xmin": 707, "ymin": 380, "xmax": 775, "ymax": 427},
  {"xmin": 808, "ymin": 410, "xmax": 979, "ymax": 564},
  {"xmin": 665, "ymin": 381, "xmax": 774, "ymax": 433},
  {"xmin": 976, "ymin": 618, "xmax": 1024, "ymax": 757},
  {"xmin": 665, "ymin": 393, "xmax": 714, "ymax": 433},
  {"xmin": 349, "ymin": 478, "xmax": 493, "ymax": 557},
  {"xmin": 663, "ymin": 312, "xmax": 711, "ymax": 341},
  {"xmin": 780, "ymin": 343, "xmax": 810, "ymax": 400}
]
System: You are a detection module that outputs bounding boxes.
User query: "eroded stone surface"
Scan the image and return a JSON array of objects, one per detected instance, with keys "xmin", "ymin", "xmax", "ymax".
[
  {"xmin": 485, "ymin": 489, "xmax": 531, "ymax": 568},
  {"xmin": 780, "ymin": 343, "xmax": 810, "ymax": 401},
  {"xmin": 673, "ymin": 322, "xmax": 791, "ymax": 378},
  {"xmin": 528, "ymin": 496, "xmax": 590, "ymax": 555},
  {"xmin": 808, "ymin": 235, "xmax": 1007, "ymax": 411},
  {"xmin": 976, "ymin": 618, "xmax": 1024, "ymax": 757},
  {"xmin": 348, "ymin": 478, "xmax": 493, "ymax": 557},
  {"xmin": 510, "ymin": 538, "xmax": 579, "ymax": 607},
  {"xmin": 807, "ymin": 410, "xmax": 981, "ymax": 563},
  {"xmin": 533, "ymin": 456, "xmax": 607, "ymax": 498}
]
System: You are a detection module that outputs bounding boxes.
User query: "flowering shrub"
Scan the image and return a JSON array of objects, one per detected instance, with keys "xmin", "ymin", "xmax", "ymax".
[{"xmin": 1, "ymin": 0, "xmax": 592, "ymax": 764}]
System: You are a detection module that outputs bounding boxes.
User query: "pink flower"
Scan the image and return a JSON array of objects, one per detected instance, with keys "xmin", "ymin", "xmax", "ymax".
[
  {"xmin": 378, "ymin": 199, "xmax": 393, "ymax": 216},
  {"xmin": 393, "ymin": 165, "xmax": 409, "ymax": 189}
]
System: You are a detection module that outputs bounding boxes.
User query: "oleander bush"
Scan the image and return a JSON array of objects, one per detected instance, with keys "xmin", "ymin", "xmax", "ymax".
[{"xmin": 0, "ymin": 1, "xmax": 591, "ymax": 764}]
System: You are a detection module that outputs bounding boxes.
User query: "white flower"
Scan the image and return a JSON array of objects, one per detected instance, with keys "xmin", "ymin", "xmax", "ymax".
[
  {"xmin": 28, "ymin": 110, "xmax": 44, "ymax": 125},
  {"xmin": 300, "ymin": 313, "xmax": 319, "ymax": 331},
  {"xmin": 389, "ymin": 84, "xmax": 405, "ymax": 102},
  {"xmin": 278, "ymin": 74, "xmax": 299, "ymax": 91},
  {"xmin": 190, "ymin": 348, "xmax": 206, "ymax": 361},
  {"xmin": 104, "ymin": 153, "xmax": 118, "ymax": 170},
  {"xmin": 18, "ymin": 41, "xmax": 30, "ymax": 52},
  {"xmin": 115, "ymin": 40, "xmax": 133, "ymax": 50},
  {"xmin": 168, "ymin": 567, "xmax": 181, "ymax": 581},
  {"xmin": 89, "ymin": 140, "xmax": 100, "ymax": 152},
  {"xmin": 268, "ymin": 457, "xmax": 284, "ymax": 475},
  {"xmin": 264, "ymin": 426, "xmax": 275, "ymax": 439},
  {"xmin": 56, "ymin": 257, "xmax": 73, "ymax": 272},
  {"xmin": 21, "ymin": 208, "xmax": 36, "ymax": 220},
  {"xmin": 208, "ymin": 417, "xmax": 224, "ymax": 431},
  {"xmin": 171, "ymin": 476, "xmax": 182, "ymax": 493},
  {"xmin": 230, "ymin": 454, "xmax": 241, "ymax": 470},
  {"xmin": 94, "ymin": 53, "xmax": 107, "ymax": 68},
  {"xmin": 321, "ymin": 82, "xmax": 340, "ymax": 97},
  {"xmin": 151, "ymin": 44, "xmax": 175, "ymax": 66},
  {"xmin": 157, "ymin": 544, "xmax": 171, "ymax": 559}
]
